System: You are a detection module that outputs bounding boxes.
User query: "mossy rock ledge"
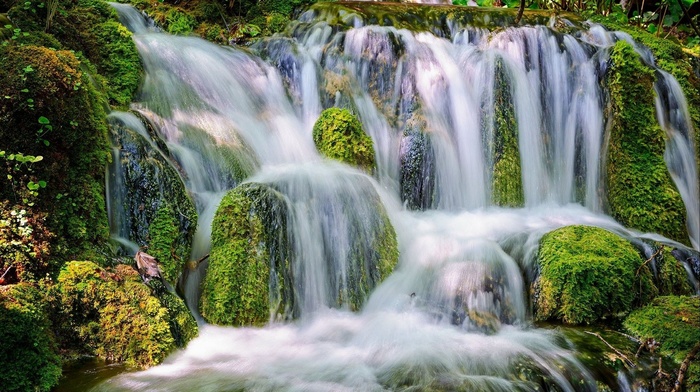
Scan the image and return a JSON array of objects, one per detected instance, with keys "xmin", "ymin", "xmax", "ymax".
[
  {"xmin": 54, "ymin": 261, "xmax": 198, "ymax": 369},
  {"xmin": 312, "ymin": 107, "xmax": 376, "ymax": 172},
  {"xmin": 200, "ymin": 180, "xmax": 399, "ymax": 326},
  {"xmin": 624, "ymin": 296, "xmax": 700, "ymax": 392},
  {"xmin": 534, "ymin": 225, "xmax": 656, "ymax": 324}
]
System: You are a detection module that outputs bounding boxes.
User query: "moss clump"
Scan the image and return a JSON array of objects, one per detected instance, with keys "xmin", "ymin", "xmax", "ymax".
[
  {"xmin": 0, "ymin": 284, "xmax": 62, "ymax": 392},
  {"xmin": 491, "ymin": 58, "xmax": 523, "ymax": 207},
  {"xmin": 200, "ymin": 182, "xmax": 290, "ymax": 326},
  {"xmin": 624, "ymin": 296, "xmax": 700, "ymax": 392},
  {"xmin": 312, "ymin": 108, "xmax": 376, "ymax": 172},
  {"xmin": 606, "ymin": 40, "xmax": 688, "ymax": 244},
  {"xmin": 54, "ymin": 261, "xmax": 197, "ymax": 369},
  {"xmin": 535, "ymin": 225, "xmax": 655, "ymax": 324}
]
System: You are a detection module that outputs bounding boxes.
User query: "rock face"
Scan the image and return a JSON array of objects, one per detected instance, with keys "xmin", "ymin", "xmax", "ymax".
[
  {"xmin": 54, "ymin": 261, "xmax": 197, "ymax": 369},
  {"xmin": 534, "ymin": 225, "xmax": 655, "ymax": 324},
  {"xmin": 201, "ymin": 179, "xmax": 399, "ymax": 326},
  {"xmin": 312, "ymin": 108, "xmax": 376, "ymax": 172},
  {"xmin": 109, "ymin": 118, "xmax": 197, "ymax": 284}
]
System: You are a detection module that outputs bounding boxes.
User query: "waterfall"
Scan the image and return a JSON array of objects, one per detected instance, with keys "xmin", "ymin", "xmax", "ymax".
[{"xmin": 99, "ymin": 3, "xmax": 700, "ymax": 391}]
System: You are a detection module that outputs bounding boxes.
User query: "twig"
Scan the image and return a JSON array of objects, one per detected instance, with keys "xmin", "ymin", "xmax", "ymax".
[
  {"xmin": 676, "ymin": 0, "xmax": 700, "ymax": 38},
  {"xmin": 585, "ymin": 331, "xmax": 636, "ymax": 368},
  {"xmin": 658, "ymin": 357, "xmax": 670, "ymax": 377},
  {"xmin": 637, "ymin": 247, "xmax": 663, "ymax": 276},
  {"xmin": 515, "ymin": 0, "xmax": 526, "ymax": 24},
  {"xmin": 0, "ymin": 264, "xmax": 15, "ymax": 281},
  {"xmin": 672, "ymin": 341, "xmax": 700, "ymax": 392},
  {"xmin": 610, "ymin": 330, "xmax": 642, "ymax": 344},
  {"xmin": 194, "ymin": 253, "xmax": 210, "ymax": 265}
]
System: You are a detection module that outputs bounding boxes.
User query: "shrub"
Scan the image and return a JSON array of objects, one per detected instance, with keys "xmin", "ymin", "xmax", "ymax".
[{"xmin": 0, "ymin": 283, "xmax": 62, "ymax": 392}]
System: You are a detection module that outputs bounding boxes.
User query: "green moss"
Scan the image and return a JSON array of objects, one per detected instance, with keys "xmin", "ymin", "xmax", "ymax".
[
  {"xmin": 147, "ymin": 203, "xmax": 185, "ymax": 284},
  {"xmin": 651, "ymin": 244, "xmax": 695, "ymax": 296},
  {"xmin": 200, "ymin": 183, "xmax": 290, "ymax": 326},
  {"xmin": 535, "ymin": 225, "xmax": 655, "ymax": 324},
  {"xmin": 54, "ymin": 261, "xmax": 197, "ymax": 369},
  {"xmin": 606, "ymin": 40, "xmax": 688, "ymax": 244},
  {"xmin": 0, "ymin": 283, "xmax": 62, "ymax": 392},
  {"xmin": 624, "ymin": 296, "xmax": 700, "ymax": 392},
  {"xmin": 312, "ymin": 107, "xmax": 376, "ymax": 172},
  {"xmin": 491, "ymin": 58, "xmax": 523, "ymax": 207},
  {"xmin": 625, "ymin": 296, "xmax": 700, "ymax": 361}
]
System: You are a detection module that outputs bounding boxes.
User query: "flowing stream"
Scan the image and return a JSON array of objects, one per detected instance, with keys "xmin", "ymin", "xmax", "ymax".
[{"xmin": 96, "ymin": 3, "xmax": 700, "ymax": 391}]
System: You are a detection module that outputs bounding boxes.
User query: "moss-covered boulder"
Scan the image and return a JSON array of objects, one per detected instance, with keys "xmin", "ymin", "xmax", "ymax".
[
  {"xmin": 624, "ymin": 296, "xmax": 700, "ymax": 392},
  {"xmin": 0, "ymin": 284, "xmax": 62, "ymax": 392},
  {"xmin": 534, "ymin": 225, "xmax": 655, "ymax": 324},
  {"xmin": 109, "ymin": 118, "xmax": 197, "ymax": 283},
  {"xmin": 606, "ymin": 40, "xmax": 688, "ymax": 244},
  {"xmin": 54, "ymin": 261, "xmax": 197, "ymax": 369},
  {"xmin": 200, "ymin": 182, "xmax": 291, "ymax": 326},
  {"xmin": 202, "ymin": 177, "xmax": 399, "ymax": 325},
  {"xmin": 312, "ymin": 108, "xmax": 376, "ymax": 172}
]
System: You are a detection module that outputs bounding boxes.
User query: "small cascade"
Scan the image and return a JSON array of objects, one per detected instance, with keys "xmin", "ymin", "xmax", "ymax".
[
  {"xmin": 248, "ymin": 164, "xmax": 397, "ymax": 316},
  {"xmin": 99, "ymin": 3, "xmax": 700, "ymax": 390}
]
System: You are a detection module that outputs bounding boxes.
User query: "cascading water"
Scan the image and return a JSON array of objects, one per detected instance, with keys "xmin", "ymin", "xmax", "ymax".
[{"xmin": 99, "ymin": 2, "xmax": 700, "ymax": 391}]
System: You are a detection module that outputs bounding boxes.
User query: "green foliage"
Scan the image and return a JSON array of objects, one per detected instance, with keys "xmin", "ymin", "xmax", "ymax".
[
  {"xmin": 0, "ymin": 44, "xmax": 111, "ymax": 263},
  {"xmin": 165, "ymin": 8, "xmax": 196, "ymax": 34},
  {"xmin": 54, "ymin": 261, "xmax": 197, "ymax": 368},
  {"xmin": 606, "ymin": 40, "xmax": 689, "ymax": 244},
  {"xmin": 200, "ymin": 183, "xmax": 288, "ymax": 326},
  {"xmin": 535, "ymin": 225, "xmax": 655, "ymax": 324},
  {"xmin": 312, "ymin": 107, "xmax": 376, "ymax": 172},
  {"xmin": 0, "ymin": 283, "xmax": 62, "ymax": 392},
  {"xmin": 50, "ymin": 0, "xmax": 142, "ymax": 107},
  {"xmin": 624, "ymin": 296, "xmax": 700, "ymax": 391}
]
